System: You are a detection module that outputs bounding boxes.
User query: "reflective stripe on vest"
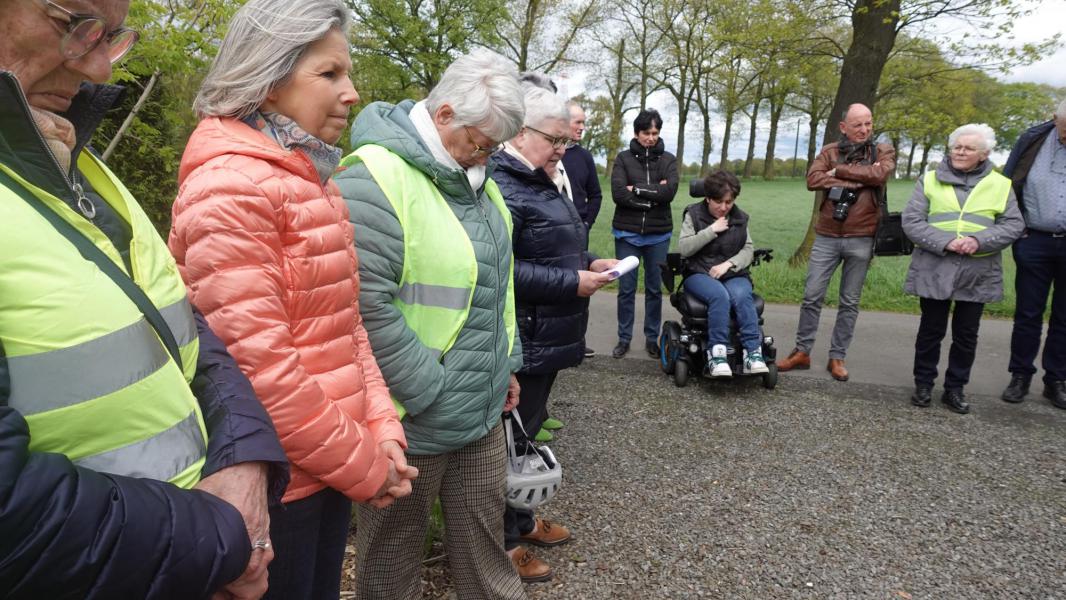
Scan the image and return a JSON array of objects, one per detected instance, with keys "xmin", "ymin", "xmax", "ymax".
[
  {"xmin": 923, "ymin": 169, "xmax": 1011, "ymax": 258},
  {"xmin": 0, "ymin": 152, "xmax": 207, "ymax": 488},
  {"xmin": 347, "ymin": 144, "xmax": 517, "ymax": 418}
]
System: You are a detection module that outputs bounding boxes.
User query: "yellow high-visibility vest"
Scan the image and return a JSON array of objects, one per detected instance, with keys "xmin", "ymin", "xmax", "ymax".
[
  {"xmin": 346, "ymin": 144, "xmax": 516, "ymax": 419},
  {"xmin": 0, "ymin": 151, "xmax": 206, "ymax": 488},
  {"xmin": 924, "ymin": 169, "xmax": 1011, "ymax": 257}
]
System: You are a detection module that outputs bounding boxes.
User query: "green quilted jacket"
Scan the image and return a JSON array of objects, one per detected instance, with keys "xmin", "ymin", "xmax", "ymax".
[{"xmin": 335, "ymin": 100, "xmax": 522, "ymax": 455}]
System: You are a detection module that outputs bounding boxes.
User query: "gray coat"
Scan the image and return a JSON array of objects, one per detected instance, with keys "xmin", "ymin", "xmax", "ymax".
[{"xmin": 902, "ymin": 160, "xmax": 1024, "ymax": 303}]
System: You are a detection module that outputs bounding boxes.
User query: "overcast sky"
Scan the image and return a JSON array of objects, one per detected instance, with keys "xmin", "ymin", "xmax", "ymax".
[{"xmin": 563, "ymin": 1, "xmax": 1065, "ymax": 165}]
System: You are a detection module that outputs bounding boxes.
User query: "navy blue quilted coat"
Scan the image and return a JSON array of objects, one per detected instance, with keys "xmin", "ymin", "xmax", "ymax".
[{"xmin": 492, "ymin": 151, "xmax": 593, "ymax": 375}]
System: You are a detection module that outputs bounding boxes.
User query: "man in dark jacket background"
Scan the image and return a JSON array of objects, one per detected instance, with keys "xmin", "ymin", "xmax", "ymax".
[
  {"xmin": 561, "ymin": 101, "xmax": 603, "ymax": 231},
  {"xmin": 1000, "ymin": 98, "xmax": 1066, "ymax": 408},
  {"xmin": 610, "ymin": 108, "xmax": 679, "ymax": 359},
  {"xmin": 776, "ymin": 103, "xmax": 896, "ymax": 382}
]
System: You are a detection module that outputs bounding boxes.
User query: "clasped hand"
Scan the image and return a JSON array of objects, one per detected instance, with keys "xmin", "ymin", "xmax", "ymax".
[
  {"xmin": 367, "ymin": 440, "xmax": 419, "ymax": 509},
  {"xmin": 945, "ymin": 236, "xmax": 979, "ymax": 255},
  {"xmin": 196, "ymin": 462, "xmax": 271, "ymax": 600}
]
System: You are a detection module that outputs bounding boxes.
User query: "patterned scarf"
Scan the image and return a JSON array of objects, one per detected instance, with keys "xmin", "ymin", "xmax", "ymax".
[
  {"xmin": 31, "ymin": 107, "xmax": 76, "ymax": 173},
  {"xmin": 837, "ymin": 135, "xmax": 874, "ymax": 165},
  {"xmin": 245, "ymin": 111, "xmax": 342, "ymax": 184}
]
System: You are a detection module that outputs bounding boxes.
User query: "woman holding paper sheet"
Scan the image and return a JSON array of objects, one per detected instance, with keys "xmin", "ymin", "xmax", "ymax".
[{"xmin": 490, "ymin": 82, "xmax": 617, "ymax": 582}]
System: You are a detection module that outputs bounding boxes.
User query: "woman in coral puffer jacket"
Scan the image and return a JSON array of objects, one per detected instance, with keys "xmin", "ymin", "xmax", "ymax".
[{"xmin": 168, "ymin": 1, "xmax": 416, "ymax": 598}]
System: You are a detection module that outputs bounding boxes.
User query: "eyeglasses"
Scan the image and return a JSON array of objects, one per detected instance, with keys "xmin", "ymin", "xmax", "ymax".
[
  {"xmin": 41, "ymin": 0, "xmax": 140, "ymax": 64},
  {"xmin": 464, "ymin": 127, "xmax": 502, "ymax": 158},
  {"xmin": 525, "ymin": 126, "xmax": 573, "ymax": 150}
]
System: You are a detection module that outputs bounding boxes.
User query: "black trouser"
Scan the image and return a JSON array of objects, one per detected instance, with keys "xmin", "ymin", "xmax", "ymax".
[
  {"xmin": 1008, "ymin": 231, "xmax": 1066, "ymax": 384},
  {"xmin": 264, "ymin": 487, "xmax": 352, "ymax": 600},
  {"xmin": 913, "ymin": 297, "xmax": 984, "ymax": 391},
  {"xmin": 504, "ymin": 370, "xmax": 557, "ymax": 550}
]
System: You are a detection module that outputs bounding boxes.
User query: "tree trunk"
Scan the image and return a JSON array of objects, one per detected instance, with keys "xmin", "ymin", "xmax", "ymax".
[
  {"xmin": 905, "ymin": 141, "xmax": 916, "ymax": 178},
  {"xmin": 806, "ymin": 117, "xmax": 818, "ymax": 167},
  {"xmin": 700, "ymin": 107, "xmax": 712, "ymax": 175},
  {"xmin": 820, "ymin": 0, "xmax": 900, "ymax": 146},
  {"xmin": 890, "ymin": 135, "xmax": 901, "ymax": 178},
  {"xmin": 103, "ymin": 70, "xmax": 161, "ymax": 163},
  {"xmin": 762, "ymin": 97, "xmax": 784, "ymax": 180},
  {"xmin": 917, "ymin": 141, "xmax": 931, "ymax": 175},
  {"xmin": 791, "ymin": 0, "xmax": 900, "ymax": 266},
  {"xmin": 719, "ymin": 110, "xmax": 734, "ymax": 170},
  {"xmin": 674, "ymin": 96, "xmax": 688, "ymax": 170},
  {"xmin": 742, "ymin": 98, "xmax": 761, "ymax": 178}
]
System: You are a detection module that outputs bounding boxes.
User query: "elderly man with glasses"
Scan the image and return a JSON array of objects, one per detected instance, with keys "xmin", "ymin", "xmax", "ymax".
[
  {"xmin": 0, "ymin": 1, "xmax": 289, "ymax": 599},
  {"xmin": 336, "ymin": 49, "xmax": 529, "ymax": 599}
]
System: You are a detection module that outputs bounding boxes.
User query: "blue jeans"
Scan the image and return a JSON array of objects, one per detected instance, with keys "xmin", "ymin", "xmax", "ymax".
[
  {"xmin": 1009, "ymin": 231, "xmax": 1066, "ymax": 383},
  {"xmin": 615, "ymin": 237, "xmax": 669, "ymax": 344},
  {"xmin": 795, "ymin": 235, "xmax": 872, "ymax": 359},
  {"xmin": 683, "ymin": 274, "xmax": 762, "ymax": 351}
]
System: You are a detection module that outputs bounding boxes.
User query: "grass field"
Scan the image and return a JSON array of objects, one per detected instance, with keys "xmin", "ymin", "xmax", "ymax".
[{"xmin": 588, "ymin": 176, "xmax": 1018, "ymax": 319}]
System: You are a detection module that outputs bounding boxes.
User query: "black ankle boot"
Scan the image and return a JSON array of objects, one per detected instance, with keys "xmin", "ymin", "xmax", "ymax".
[
  {"xmin": 1043, "ymin": 381, "xmax": 1066, "ymax": 409},
  {"xmin": 911, "ymin": 386, "xmax": 932, "ymax": 407},
  {"xmin": 1001, "ymin": 373, "xmax": 1031, "ymax": 403},
  {"xmin": 941, "ymin": 389, "xmax": 970, "ymax": 414}
]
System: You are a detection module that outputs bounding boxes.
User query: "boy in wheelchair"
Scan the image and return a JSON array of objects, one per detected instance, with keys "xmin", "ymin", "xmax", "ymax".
[{"xmin": 660, "ymin": 170, "xmax": 776, "ymax": 387}]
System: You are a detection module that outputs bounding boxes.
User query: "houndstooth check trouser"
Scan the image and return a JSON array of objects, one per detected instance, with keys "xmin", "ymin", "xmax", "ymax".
[{"xmin": 353, "ymin": 422, "xmax": 526, "ymax": 599}]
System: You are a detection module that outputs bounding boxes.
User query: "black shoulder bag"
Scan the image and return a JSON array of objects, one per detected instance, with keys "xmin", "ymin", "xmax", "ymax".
[
  {"xmin": 0, "ymin": 169, "xmax": 184, "ymax": 371},
  {"xmin": 868, "ymin": 145, "xmax": 913, "ymax": 256}
]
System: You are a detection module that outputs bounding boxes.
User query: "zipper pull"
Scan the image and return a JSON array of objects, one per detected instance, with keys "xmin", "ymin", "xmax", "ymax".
[{"xmin": 73, "ymin": 182, "xmax": 96, "ymax": 219}]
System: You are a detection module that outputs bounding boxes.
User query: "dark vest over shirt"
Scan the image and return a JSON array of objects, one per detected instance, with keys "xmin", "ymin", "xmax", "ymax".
[{"xmin": 683, "ymin": 201, "xmax": 750, "ymax": 280}]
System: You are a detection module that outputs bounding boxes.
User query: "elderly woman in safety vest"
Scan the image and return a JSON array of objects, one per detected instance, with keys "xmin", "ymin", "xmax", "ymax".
[
  {"xmin": 0, "ymin": 0, "xmax": 289, "ymax": 598},
  {"xmin": 902, "ymin": 123, "xmax": 1024, "ymax": 415},
  {"xmin": 335, "ymin": 49, "xmax": 527, "ymax": 599},
  {"xmin": 168, "ymin": 1, "xmax": 412, "ymax": 598}
]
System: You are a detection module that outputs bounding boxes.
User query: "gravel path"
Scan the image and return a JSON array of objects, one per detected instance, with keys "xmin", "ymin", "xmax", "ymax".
[{"xmin": 344, "ymin": 356, "xmax": 1066, "ymax": 599}]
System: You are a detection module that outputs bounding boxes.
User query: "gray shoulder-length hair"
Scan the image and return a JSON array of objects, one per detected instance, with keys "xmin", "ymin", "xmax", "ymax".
[
  {"xmin": 521, "ymin": 84, "xmax": 569, "ymax": 129},
  {"xmin": 948, "ymin": 123, "xmax": 996, "ymax": 154},
  {"xmin": 194, "ymin": 0, "xmax": 352, "ymax": 119},
  {"xmin": 425, "ymin": 49, "xmax": 525, "ymax": 143}
]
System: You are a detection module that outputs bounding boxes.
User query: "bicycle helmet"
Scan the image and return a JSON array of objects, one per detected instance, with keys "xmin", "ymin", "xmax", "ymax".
[{"xmin": 504, "ymin": 413, "xmax": 562, "ymax": 511}]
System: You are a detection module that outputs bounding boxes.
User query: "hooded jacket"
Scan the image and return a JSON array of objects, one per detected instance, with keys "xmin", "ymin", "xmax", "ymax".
[
  {"xmin": 611, "ymin": 138, "xmax": 679, "ymax": 234},
  {"xmin": 902, "ymin": 159, "xmax": 1024, "ymax": 303},
  {"xmin": 334, "ymin": 101, "xmax": 522, "ymax": 455},
  {"xmin": 169, "ymin": 117, "xmax": 404, "ymax": 503},
  {"xmin": 492, "ymin": 150, "xmax": 592, "ymax": 374},
  {"xmin": 0, "ymin": 73, "xmax": 287, "ymax": 599}
]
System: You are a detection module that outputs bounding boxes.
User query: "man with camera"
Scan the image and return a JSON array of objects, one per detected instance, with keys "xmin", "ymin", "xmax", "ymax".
[{"xmin": 776, "ymin": 103, "xmax": 896, "ymax": 381}]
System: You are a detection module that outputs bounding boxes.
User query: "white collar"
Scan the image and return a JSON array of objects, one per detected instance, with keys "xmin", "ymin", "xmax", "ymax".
[{"xmin": 409, "ymin": 100, "xmax": 486, "ymax": 190}]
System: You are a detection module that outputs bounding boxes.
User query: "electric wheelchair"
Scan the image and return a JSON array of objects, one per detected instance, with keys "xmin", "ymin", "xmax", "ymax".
[{"xmin": 657, "ymin": 248, "xmax": 778, "ymax": 389}]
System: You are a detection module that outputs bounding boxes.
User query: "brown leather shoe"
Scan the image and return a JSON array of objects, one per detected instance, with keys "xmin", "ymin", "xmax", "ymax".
[
  {"xmin": 519, "ymin": 518, "xmax": 572, "ymax": 547},
  {"xmin": 776, "ymin": 349, "xmax": 810, "ymax": 372},
  {"xmin": 510, "ymin": 546, "xmax": 552, "ymax": 583},
  {"xmin": 827, "ymin": 358, "xmax": 849, "ymax": 381}
]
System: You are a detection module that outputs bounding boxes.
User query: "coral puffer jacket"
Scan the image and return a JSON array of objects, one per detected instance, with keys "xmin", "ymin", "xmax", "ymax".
[{"xmin": 169, "ymin": 117, "xmax": 404, "ymax": 503}]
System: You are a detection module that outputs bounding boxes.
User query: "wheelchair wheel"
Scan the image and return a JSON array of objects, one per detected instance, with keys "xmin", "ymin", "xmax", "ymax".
[
  {"xmin": 659, "ymin": 321, "xmax": 682, "ymax": 374},
  {"xmin": 673, "ymin": 359, "xmax": 689, "ymax": 387},
  {"xmin": 762, "ymin": 363, "xmax": 778, "ymax": 390}
]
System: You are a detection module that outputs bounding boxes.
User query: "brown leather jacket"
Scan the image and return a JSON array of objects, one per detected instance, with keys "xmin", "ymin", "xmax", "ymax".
[{"xmin": 807, "ymin": 141, "xmax": 896, "ymax": 237}]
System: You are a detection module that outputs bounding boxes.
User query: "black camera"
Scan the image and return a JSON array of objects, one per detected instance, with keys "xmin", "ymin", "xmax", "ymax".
[{"xmin": 827, "ymin": 186, "xmax": 859, "ymax": 222}]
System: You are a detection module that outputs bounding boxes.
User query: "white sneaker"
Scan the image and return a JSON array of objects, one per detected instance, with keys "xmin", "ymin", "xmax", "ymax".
[
  {"xmin": 709, "ymin": 344, "xmax": 732, "ymax": 377},
  {"xmin": 745, "ymin": 348, "xmax": 769, "ymax": 374}
]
